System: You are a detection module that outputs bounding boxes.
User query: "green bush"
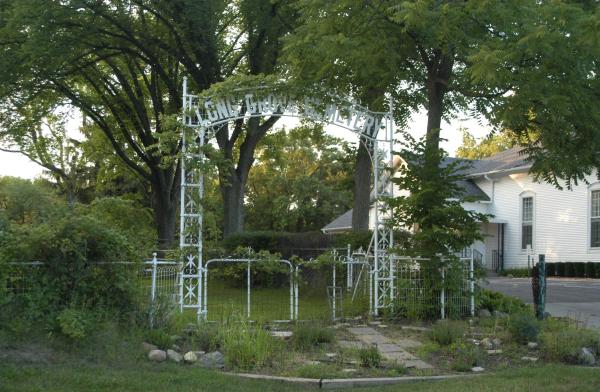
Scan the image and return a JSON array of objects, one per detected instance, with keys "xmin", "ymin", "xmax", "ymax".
[
  {"xmin": 428, "ymin": 320, "xmax": 464, "ymax": 346},
  {"xmin": 358, "ymin": 344, "xmax": 381, "ymax": 368},
  {"xmin": 56, "ymin": 307, "xmax": 91, "ymax": 341},
  {"xmin": 508, "ymin": 312, "xmax": 540, "ymax": 344},
  {"xmin": 555, "ymin": 262, "xmax": 565, "ymax": 276},
  {"xmin": 540, "ymin": 320, "xmax": 600, "ymax": 364},
  {"xmin": 546, "ymin": 263, "xmax": 555, "ymax": 277},
  {"xmin": 584, "ymin": 262, "xmax": 594, "ymax": 278},
  {"xmin": 573, "ymin": 263, "xmax": 586, "ymax": 278},
  {"xmin": 499, "ymin": 268, "xmax": 529, "ymax": 277},
  {"xmin": 291, "ymin": 322, "xmax": 335, "ymax": 350},
  {"xmin": 145, "ymin": 329, "xmax": 173, "ymax": 350},
  {"xmin": 478, "ymin": 289, "xmax": 528, "ymax": 314},
  {"xmin": 564, "ymin": 262, "xmax": 574, "ymax": 277}
]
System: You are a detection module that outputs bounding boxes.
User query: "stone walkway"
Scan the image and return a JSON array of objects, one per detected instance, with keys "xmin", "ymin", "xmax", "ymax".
[{"xmin": 345, "ymin": 327, "xmax": 433, "ymax": 370}]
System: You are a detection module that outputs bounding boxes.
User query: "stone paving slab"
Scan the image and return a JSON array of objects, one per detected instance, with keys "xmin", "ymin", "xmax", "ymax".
[
  {"xmin": 338, "ymin": 340, "xmax": 362, "ymax": 349},
  {"xmin": 345, "ymin": 325, "xmax": 434, "ymax": 370},
  {"xmin": 347, "ymin": 327, "xmax": 379, "ymax": 335}
]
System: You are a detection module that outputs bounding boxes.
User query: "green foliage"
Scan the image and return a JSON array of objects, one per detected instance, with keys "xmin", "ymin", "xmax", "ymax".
[
  {"xmin": 217, "ymin": 317, "xmax": 282, "ymax": 370},
  {"xmin": 358, "ymin": 345, "xmax": 382, "ymax": 368},
  {"xmin": 222, "ymin": 230, "xmax": 336, "ymax": 259},
  {"xmin": 291, "ymin": 322, "xmax": 335, "ymax": 350},
  {"xmin": 508, "ymin": 312, "xmax": 541, "ymax": 344},
  {"xmin": 187, "ymin": 323, "xmax": 220, "ymax": 352},
  {"xmin": 456, "ymin": 129, "xmax": 518, "ymax": 160},
  {"xmin": 478, "ymin": 289, "xmax": 529, "ymax": 315},
  {"xmin": 56, "ymin": 307, "xmax": 91, "ymax": 341},
  {"xmin": 429, "ymin": 320, "xmax": 465, "ymax": 346},
  {"xmin": 333, "ymin": 230, "xmax": 373, "ymax": 250},
  {"xmin": 245, "ymin": 125, "xmax": 354, "ymax": 233},
  {"xmin": 498, "ymin": 268, "xmax": 530, "ymax": 278},
  {"xmin": 389, "ymin": 135, "xmax": 489, "ymax": 261},
  {"xmin": 144, "ymin": 329, "xmax": 174, "ymax": 351}
]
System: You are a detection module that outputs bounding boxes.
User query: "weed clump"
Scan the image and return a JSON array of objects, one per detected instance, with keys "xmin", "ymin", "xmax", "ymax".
[
  {"xmin": 428, "ymin": 320, "xmax": 464, "ymax": 346},
  {"xmin": 291, "ymin": 322, "xmax": 335, "ymax": 350},
  {"xmin": 508, "ymin": 312, "xmax": 540, "ymax": 344},
  {"xmin": 359, "ymin": 345, "xmax": 381, "ymax": 368}
]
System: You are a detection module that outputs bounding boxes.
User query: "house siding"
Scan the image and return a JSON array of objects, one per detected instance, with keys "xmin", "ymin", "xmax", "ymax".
[{"xmin": 473, "ymin": 171, "xmax": 600, "ymax": 268}]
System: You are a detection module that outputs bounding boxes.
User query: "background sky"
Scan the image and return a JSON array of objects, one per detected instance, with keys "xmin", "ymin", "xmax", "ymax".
[{"xmin": 0, "ymin": 111, "xmax": 490, "ymax": 179}]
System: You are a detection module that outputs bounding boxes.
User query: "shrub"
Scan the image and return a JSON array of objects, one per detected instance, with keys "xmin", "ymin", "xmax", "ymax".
[
  {"xmin": 564, "ymin": 262, "xmax": 574, "ymax": 277},
  {"xmin": 499, "ymin": 268, "xmax": 529, "ymax": 277},
  {"xmin": 428, "ymin": 320, "xmax": 464, "ymax": 346},
  {"xmin": 188, "ymin": 323, "xmax": 220, "ymax": 352},
  {"xmin": 573, "ymin": 263, "xmax": 586, "ymax": 278},
  {"xmin": 359, "ymin": 345, "xmax": 381, "ymax": 368},
  {"xmin": 540, "ymin": 322, "xmax": 600, "ymax": 364},
  {"xmin": 145, "ymin": 329, "xmax": 173, "ymax": 350},
  {"xmin": 478, "ymin": 289, "xmax": 528, "ymax": 314},
  {"xmin": 56, "ymin": 307, "xmax": 91, "ymax": 341},
  {"xmin": 584, "ymin": 262, "xmax": 594, "ymax": 278},
  {"xmin": 508, "ymin": 312, "xmax": 540, "ymax": 344},
  {"xmin": 555, "ymin": 262, "xmax": 565, "ymax": 277},
  {"xmin": 291, "ymin": 322, "xmax": 335, "ymax": 350},
  {"xmin": 546, "ymin": 263, "xmax": 555, "ymax": 277}
]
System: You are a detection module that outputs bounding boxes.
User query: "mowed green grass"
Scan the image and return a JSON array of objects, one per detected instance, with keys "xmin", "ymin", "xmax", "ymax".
[
  {"xmin": 203, "ymin": 282, "xmax": 370, "ymax": 322},
  {"xmin": 1, "ymin": 362, "xmax": 599, "ymax": 392}
]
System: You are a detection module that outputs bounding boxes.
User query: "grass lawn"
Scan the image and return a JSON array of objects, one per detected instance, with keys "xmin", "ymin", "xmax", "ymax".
[{"xmin": 1, "ymin": 362, "xmax": 599, "ymax": 391}]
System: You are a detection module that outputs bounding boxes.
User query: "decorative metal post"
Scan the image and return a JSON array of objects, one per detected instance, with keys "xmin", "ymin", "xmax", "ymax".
[{"xmin": 537, "ymin": 254, "xmax": 546, "ymax": 319}]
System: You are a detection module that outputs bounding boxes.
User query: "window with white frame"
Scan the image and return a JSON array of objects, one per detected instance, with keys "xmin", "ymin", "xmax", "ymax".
[
  {"xmin": 521, "ymin": 196, "xmax": 533, "ymax": 250},
  {"xmin": 591, "ymin": 190, "xmax": 600, "ymax": 248}
]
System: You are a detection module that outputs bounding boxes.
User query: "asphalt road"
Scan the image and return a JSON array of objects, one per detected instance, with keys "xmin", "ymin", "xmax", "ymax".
[{"xmin": 483, "ymin": 277, "xmax": 600, "ymax": 328}]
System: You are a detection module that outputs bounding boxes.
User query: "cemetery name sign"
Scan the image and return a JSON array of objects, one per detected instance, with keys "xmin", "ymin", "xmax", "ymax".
[{"xmin": 193, "ymin": 91, "xmax": 383, "ymax": 140}]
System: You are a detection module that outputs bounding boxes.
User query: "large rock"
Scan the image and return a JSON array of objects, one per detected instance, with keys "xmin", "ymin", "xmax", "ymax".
[
  {"xmin": 527, "ymin": 342, "xmax": 538, "ymax": 349},
  {"xmin": 183, "ymin": 351, "xmax": 197, "ymax": 364},
  {"xmin": 148, "ymin": 349, "xmax": 167, "ymax": 362},
  {"xmin": 198, "ymin": 351, "xmax": 225, "ymax": 369},
  {"xmin": 142, "ymin": 342, "xmax": 158, "ymax": 353},
  {"xmin": 167, "ymin": 349, "xmax": 183, "ymax": 363},
  {"xmin": 580, "ymin": 347, "xmax": 596, "ymax": 366},
  {"xmin": 478, "ymin": 309, "xmax": 492, "ymax": 318}
]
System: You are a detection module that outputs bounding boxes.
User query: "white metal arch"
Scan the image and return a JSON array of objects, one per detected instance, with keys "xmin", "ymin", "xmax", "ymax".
[{"xmin": 179, "ymin": 78, "xmax": 395, "ymax": 319}]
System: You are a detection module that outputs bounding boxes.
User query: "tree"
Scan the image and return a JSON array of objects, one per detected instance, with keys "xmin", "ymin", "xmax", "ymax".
[
  {"xmin": 455, "ymin": 129, "xmax": 517, "ymax": 160},
  {"xmin": 285, "ymin": 0, "xmax": 600, "ymax": 186},
  {"xmin": 0, "ymin": 0, "xmax": 297, "ymax": 246},
  {"xmin": 388, "ymin": 133, "xmax": 488, "ymax": 259},
  {"xmin": 245, "ymin": 124, "xmax": 354, "ymax": 232}
]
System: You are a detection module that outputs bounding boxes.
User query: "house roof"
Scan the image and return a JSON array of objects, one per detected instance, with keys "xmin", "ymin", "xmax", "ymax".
[
  {"xmin": 321, "ymin": 209, "xmax": 353, "ymax": 233},
  {"xmin": 321, "ymin": 147, "xmax": 528, "ymax": 233},
  {"xmin": 463, "ymin": 147, "xmax": 531, "ymax": 177}
]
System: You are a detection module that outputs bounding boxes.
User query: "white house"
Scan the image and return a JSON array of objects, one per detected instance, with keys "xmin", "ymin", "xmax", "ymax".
[{"xmin": 322, "ymin": 147, "xmax": 600, "ymax": 270}]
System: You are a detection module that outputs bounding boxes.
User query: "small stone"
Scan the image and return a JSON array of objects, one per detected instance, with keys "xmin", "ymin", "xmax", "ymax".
[
  {"xmin": 183, "ymin": 351, "xmax": 197, "ymax": 364},
  {"xmin": 481, "ymin": 338, "xmax": 493, "ymax": 350},
  {"xmin": 148, "ymin": 349, "xmax": 167, "ymax": 362},
  {"xmin": 492, "ymin": 338, "xmax": 502, "ymax": 347},
  {"xmin": 342, "ymin": 368, "xmax": 357, "ymax": 373},
  {"xmin": 270, "ymin": 331, "xmax": 293, "ymax": 339},
  {"xmin": 142, "ymin": 342, "xmax": 158, "ymax": 353},
  {"xmin": 478, "ymin": 309, "xmax": 492, "ymax": 318},
  {"xmin": 493, "ymin": 310, "xmax": 508, "ymax": 319},
  {"xmin": 471, "ymin": 366, "xmax": 485, "ymax": 372},
  {"xmin": 368, "ymin": 321, "xmax": 381, "ymax": 326},
  {"xmin": 521, "ymin": 356, "xmax": 538, "ymax": 362},
  {"xmin": 527, "ymin": 342, "xmax": 538, "ymax": 349},
  {"xmin": 487, "ymin": 350, "xmax": 503, "ymax": 355},
  {"xmin": 303, "ymin": 360, "xmax": 321, "ymax": 366},
  {"xmin": 171, "ymin": 344, "xmax": 181, "ymax": 352},
  {"xmin": 377, "ymin": 324, "xmax": 389, "ymax": 328},
  {"xmin": 472, "ymin": 339, "xmax": 481, "ymax": 346},
  {"xmin": 580, "ymin": 347, "xmax": 596, "ymax": 366},
  {"xmin": 167, "ymin": 349, "xmax": 183, "ymax": 363},
  {"xmin": 194, "ymin": 351, "xmax": 206, "ymax": 357},
  {"xmin": 325, "ymin": 353, "xmax": 338, "ymax": 360},
  {"xmin": 198, "ymin": 351, "xmax": 225, "ymax": 369}
]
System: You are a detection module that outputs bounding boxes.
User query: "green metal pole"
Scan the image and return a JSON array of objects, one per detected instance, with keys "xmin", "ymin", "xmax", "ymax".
[{"xmin": 538, "ymin": 254, "xmax": 546, "ymax": 320}]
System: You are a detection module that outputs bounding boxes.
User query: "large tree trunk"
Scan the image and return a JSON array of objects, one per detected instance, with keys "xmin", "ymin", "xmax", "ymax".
[
  {"xmin": 150, "ymin": 166, "xmax": 180, "ymax": 251},
  {"xmin": 352, "ymin": 138, "xmax": 372, "ymax": 230},
  {"xmin": 220, "ymin": 172, "xmax": 246, "ymax": 237}
]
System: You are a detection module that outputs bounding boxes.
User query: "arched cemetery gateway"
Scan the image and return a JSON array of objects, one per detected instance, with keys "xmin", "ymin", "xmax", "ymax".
[{"xmin": 178, "ymin": 78, "xmax": 396, "ymax": 320}]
